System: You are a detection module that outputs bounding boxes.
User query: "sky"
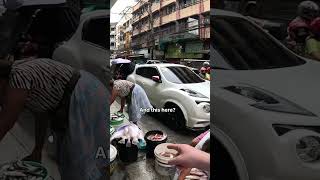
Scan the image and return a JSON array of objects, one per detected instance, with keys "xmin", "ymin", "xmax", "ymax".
[{"xmin": 111, "ymin": 0, "xmax": 137, "ymax": 23}]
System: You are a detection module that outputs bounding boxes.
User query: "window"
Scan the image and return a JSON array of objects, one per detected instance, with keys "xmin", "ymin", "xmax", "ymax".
[
  {"xmin": 136, "ymin": 67, "xmax": 160, "ymax": 79},
  {"xmin": 161, "ymin": 66, "xmax": 205, "ymax": 84},
  {"xmin": 212, "ymin": 16, "xmax": 305, "ymax": 70},
  {"xmin": 82, "ymin": 17, "xmax": 108, "ymax": 49}
]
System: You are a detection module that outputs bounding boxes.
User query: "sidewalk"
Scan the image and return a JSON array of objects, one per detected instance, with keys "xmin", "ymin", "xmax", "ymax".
[{"xmin": 0, "ymin": 111, "xmax": 61, "ymax": 180}]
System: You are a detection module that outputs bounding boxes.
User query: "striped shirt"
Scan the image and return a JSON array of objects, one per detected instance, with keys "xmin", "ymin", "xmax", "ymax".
[
  {"xmin": 113, "ymin": 80, "xmax": 134, "ymax": 97},
  {"xmin": 9, "ymin": 58, "xmax": 73, "ymax": 112}
]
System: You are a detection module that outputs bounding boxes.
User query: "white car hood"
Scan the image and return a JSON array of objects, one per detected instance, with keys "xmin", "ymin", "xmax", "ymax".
[
  {"xmin": 180, "ymin": 81, "xmax": 210, "ymax": 99},
  {"xmin": 215, "ymin": 60, "xmax": 320, "ymax": 116}
]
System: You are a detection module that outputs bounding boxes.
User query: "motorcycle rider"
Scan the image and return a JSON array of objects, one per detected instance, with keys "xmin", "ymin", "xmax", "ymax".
[
  {"xmin": 286, "ymin": 1, "xmax": 319, "ymax": 55},
  {"xmin": 306, "ymin": 17, "xmax": 320, "ymax": 61},
  {"xmin": 200, "ymin": 62, "xmax": 210, "ymax": 80}
]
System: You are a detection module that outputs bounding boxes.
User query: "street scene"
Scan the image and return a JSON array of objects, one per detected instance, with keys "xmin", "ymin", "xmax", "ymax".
[
  {"xmin": 110, "ymin": 0, "xmax": 210, "ymax": 179},
  {"xmin": 0, "ymin": 0, "xmax": 109, "ymax": 180},
  {"xmin": 212, "ymin": 1, "xmax": 320, "ymax": 180}
]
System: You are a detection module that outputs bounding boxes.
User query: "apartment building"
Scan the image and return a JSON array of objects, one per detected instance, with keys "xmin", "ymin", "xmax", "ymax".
[
  {"xmin": 115, "ymin": 7, "xmax": 133, "ymax": 57},
  {"xmin": 110, "ymin": 22, "xmax": 117, "ymax": 56},
  {"xmin": 131, "ymin": 0, "xmax": 210, "ymax": 59}
]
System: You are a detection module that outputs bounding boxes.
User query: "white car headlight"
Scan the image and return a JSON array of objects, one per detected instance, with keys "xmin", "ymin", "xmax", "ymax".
[
  {"xmin": 180, "ymin": 89, "xmax": 207, "ymax": 98},
  {"xmin": 296, "ymin": 136, "xmax": 320, "ymax": 162},
  {"xmin": 202, "ymin": 103, "xmax": 210, "ymax": 113},
  {"xmin": 224, "ymin": 86, "xmax": 316, "ymax": 117}
]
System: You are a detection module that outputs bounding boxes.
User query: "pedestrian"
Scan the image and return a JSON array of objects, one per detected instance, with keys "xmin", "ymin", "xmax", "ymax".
[
  {"xmin": 110, "ymin": 79, "xmax": 152, "ymax": 124},
  {"xmin": 306, "ymin": 17, "xmax": 320, "ymax": 61},
  {"xmin": 0, "ymin": 56, "xmax": 108, "ymax": 180}
]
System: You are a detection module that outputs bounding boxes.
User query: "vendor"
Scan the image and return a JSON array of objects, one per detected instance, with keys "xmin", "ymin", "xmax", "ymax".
[
  {"xmin": 110, "ymin": 79, "xmax": 152, "ymax": 124},
  {"xmin": 0, "ymin": 56, "xmax": 108, "ymax": 180}
]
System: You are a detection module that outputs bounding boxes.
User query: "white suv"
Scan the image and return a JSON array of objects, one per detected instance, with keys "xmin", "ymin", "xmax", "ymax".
[
  {"xmin": 127, "ymin": 63, "xmax": 210, "ymax": 130},
  {"xmin": 52, "ymin": 10, "xmax": 108, "ymax": 86}
]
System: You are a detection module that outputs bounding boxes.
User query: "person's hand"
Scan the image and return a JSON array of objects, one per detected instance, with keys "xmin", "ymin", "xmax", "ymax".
[
  {"xmin": 178, "ymin": 168, "xmax": 192, "ymax": 180},
  {"xmin": 167, "ymin": 144, "xmax": 210, "ymax": 171}
]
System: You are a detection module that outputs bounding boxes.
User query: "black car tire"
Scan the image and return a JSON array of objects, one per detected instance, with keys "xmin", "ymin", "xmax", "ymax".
[{"xmin": 165, "ymin": 104, "xmax": 186, "ymax": 131}]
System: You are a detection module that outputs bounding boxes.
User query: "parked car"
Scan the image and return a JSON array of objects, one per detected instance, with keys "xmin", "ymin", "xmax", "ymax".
[
  {"xmin": 52, "ymin": 10, "xmax": 108, "ymax": 86},
  {"xmin": 212, "ymin": 9, "xmax": 320, "ymax": 180},
  {"xmin": 146, "ymin": 60, "xmax": 169, "ymax": 64},
  {"xmin": 127, "ymin": 64, "xmax": 210, "ymax": 130},
  {"xmin": 181, "ymin": 59, "xmax": 210, "ymax": 69},
  {"xmin": 189, "ymin": 67, "xmax": 201, "ymax": 76}
]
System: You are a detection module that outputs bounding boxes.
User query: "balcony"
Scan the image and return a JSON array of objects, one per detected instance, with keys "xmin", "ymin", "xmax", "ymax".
[
  {"xmin": 153, "ymin": 18, "xmax": 160, "ymax": 27},
  {"xmin": 203, "ymin": 0, "xmax": 210, "ymax": 12},
  {"xmin": 179, "ymin": 0, "xmax": 210, "ymax": 20},
  {"xmin": 179, "ymin": 3, "xmax": 199, "ymax": 19},
  {"xmin": 141, "ymin": 24, "xmax": 150, "ymax": 33},
  {"xmin": 161, "ymin": 0, "xmax": 176, "ymax": 8},
  {"xmin": 161, "ymin": 13, "xmax": 176, "ymax": 25},
  {"xmin": 133, "ymin": 28, "xmax": 140, "ymax": 36},
  {"xmin": 132, "ymin": 16, "xmax": 139, "ymax": 24},
  {"xmin": 133, "ymin": 2, "xmax": 141, "ymax": 12},
  {"xmin": 151, "ymin": 3, "xmax": 160, "ymax": 12}
]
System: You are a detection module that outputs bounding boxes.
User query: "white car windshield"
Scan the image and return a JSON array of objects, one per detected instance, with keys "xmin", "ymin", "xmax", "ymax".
[
  {"xmin": 212, "ymin": 16, "xmax": 305, "ymax": 70},
  {"xmin": 161, "ymin": 66, "xmax": 205, "ymax": 84}
]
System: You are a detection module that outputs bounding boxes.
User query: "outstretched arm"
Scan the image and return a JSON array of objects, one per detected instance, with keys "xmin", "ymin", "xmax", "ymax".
[
  {"xmin": 119, "ymin": 97, "xmax": 126, "ymax": 112},
  {"xmin": 110, "ymin": 88, "xmax": 118, "ymax": 105}
]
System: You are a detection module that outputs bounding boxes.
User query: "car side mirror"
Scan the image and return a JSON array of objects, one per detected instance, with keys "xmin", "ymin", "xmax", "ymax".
[{"xmin": 152, "ymin": 76, "xmax": 162, "ymax": 83}]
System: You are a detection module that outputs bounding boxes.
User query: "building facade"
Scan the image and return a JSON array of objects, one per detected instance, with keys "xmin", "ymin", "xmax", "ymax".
[
  {"xmin": 110, "ymin": 22, "xmax": 117, "ymax": 57},
  {"xmin": 131, "ymin": 0, "xmax": 210, "ymax": 60},
  {"xmin": 115, "ymin": 7, "xmax": 133, "ymax": 58}
]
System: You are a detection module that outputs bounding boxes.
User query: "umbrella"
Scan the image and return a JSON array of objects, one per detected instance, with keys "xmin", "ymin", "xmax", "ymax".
[{"xmin": 111, "ymin": 58, "xmax": 131, "ymax": 65}]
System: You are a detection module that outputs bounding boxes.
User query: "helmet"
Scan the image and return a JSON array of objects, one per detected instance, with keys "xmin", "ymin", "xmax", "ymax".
[
  {"xmin": 288, "ymin": 18, "xmax": 310, "ymax": 42},
  {"xmin": 203, "ymin": 61, "xmax": 210, "ymax": 67},
  {"xmin": 297, "ymin": 1, "xmax": 319, "ymax": 20},
  {"xmin": 310, "ymin": 17, "xmax": 320, "ymax": 37}
]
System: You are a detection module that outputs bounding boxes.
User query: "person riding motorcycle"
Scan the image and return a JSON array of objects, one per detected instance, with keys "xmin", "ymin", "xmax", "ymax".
[
  {"xmin": 286, "ymin": 1, "xmax": 319, "ymax": 55},
  {"xmin": 306, "ymin": 17, "xmax": 320, "ymax": 61},
  {"xmin": 200, "ymin": 62, "xmax": 210, "ymax": 80}
]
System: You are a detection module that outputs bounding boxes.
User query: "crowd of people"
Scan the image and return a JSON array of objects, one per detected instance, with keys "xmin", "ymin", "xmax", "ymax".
[{"xmin": 286, "ymin": 1, "xmax": 320, "ymax": 61}]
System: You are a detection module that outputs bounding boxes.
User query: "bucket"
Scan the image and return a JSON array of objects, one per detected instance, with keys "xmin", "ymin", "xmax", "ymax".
[
  {"xmin": 154, "ymin": 143, "xmax": 178, "ymax": 177},
  {"xmin": 110, "ymin": 145, "xmax": 117, "ymax": 175},
  {"xmin": 116, "ymin": 139, "xmax": 138, "ymax": 163},
  {"xmin": 145, "ymin": 130, "xmax": 167, "ymax": 158}
]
